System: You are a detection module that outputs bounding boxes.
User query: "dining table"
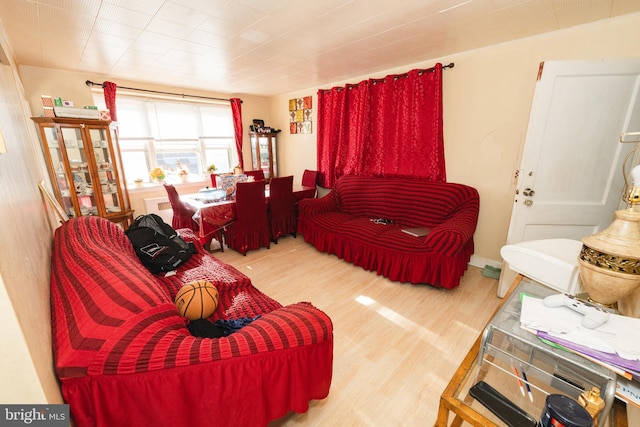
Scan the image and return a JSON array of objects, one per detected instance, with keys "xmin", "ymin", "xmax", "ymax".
[{"xmin": 181, "ymin": 184, "xmax": 317, "ymax": 248}]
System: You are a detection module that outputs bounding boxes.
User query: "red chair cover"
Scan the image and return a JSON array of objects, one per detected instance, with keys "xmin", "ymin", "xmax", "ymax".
[
  {"xmin": 224, "ymin": 180, "xmax": 270, "ymax": 255},
  {"xmin": 268, "ymin": 175, "xmax": 296, "ymax": 243},
  {"xmin": 245, "ymin": 170, "xmax": 265, "ymax": 181},
  {"xmin": 165, "ymin": 183, "xmax": 223, "ymax": 251},
  {"xmin": 302, "ymin": 169, "xmax": 318, "ymax": 188},
  {"xmin": 163, "ymin": 184, "xmax": 198, "ymax": 231},
  {"xmin": 296, "ymin": 170, "xmax": 319, "ymax": 218}
]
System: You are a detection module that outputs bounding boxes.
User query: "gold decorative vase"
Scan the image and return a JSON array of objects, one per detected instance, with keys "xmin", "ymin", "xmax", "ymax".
[{"xmin": 577, "ymin": 209, "xmax": 640, "ymax": 306}]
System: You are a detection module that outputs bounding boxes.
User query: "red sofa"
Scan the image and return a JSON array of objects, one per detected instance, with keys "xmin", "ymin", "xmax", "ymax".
[
  {"xmin": 50, "ymin": 217, "xmax": 333, "ymax": 427},
  {"xmin": 297, "ymin": 175, "xmax": 480, "ymax": 288}
]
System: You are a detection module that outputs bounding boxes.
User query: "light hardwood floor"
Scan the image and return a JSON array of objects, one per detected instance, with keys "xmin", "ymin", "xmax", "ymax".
[{"xmin": 214, "ymin": 235, "xmax": 502, "ymax": 426}]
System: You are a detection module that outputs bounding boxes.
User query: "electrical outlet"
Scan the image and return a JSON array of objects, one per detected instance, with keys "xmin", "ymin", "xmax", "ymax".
[{"xmin": 0, "ymin": 129, "xmax": 6, "ymax": 154}]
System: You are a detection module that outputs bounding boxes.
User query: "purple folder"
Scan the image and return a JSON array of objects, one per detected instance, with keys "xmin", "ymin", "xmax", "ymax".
[{"xmin": 537, "ymin": 331, "xmax": 640, "ymax": 380}]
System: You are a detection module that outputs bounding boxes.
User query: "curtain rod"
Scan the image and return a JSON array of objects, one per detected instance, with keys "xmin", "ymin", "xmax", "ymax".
[
  {"xmin": 319, "ymin": 62, "xmax": 455, "ymax": 92},
  {"xmin": 85, "ymin": 80, "xmax": 240, "ymax": 103},
  {"xmin": 374, "ymin": 62, "xmax": 454, "ymax": 82}
]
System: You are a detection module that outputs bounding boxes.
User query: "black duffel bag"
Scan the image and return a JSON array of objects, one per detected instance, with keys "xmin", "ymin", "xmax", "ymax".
[{"xmin": 125, "ymin": 214, "xmax": 196, "ymax": 274}]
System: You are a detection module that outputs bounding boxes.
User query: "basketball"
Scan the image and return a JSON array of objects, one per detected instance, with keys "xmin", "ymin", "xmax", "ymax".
[{"xmin": 175, "ymin": 280, "xmax": 219, "ymax": 320}]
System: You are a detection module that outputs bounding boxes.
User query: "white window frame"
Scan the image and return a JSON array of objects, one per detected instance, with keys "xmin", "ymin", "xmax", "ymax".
[{"xmin": 91, "ymin": 90, "xmax": 237, "ymax": 183}]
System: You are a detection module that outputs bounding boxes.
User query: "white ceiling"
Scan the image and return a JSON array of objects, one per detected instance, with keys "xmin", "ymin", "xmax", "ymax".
[{"xmin": 1, "ymin": 0, "xmax": 639, "ymax": 97}]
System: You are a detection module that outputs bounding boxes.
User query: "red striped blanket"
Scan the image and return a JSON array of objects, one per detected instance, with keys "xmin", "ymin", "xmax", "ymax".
[{"xmin": 50, "ymin": 216, "xmax": 333, "ymax": 427}]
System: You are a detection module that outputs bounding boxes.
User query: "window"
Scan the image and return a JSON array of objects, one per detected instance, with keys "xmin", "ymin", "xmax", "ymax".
[{"xmin": 92, "ymin": 93, "xmax": 236, "ymax": 183}]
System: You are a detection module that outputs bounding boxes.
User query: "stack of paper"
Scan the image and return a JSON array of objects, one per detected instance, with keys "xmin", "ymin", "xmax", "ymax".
[
  {"xmin": 520, "ymin": 295, "xmax": 640, "ymax": 400},
  {"xmin": 54, "ymin": 106, "xmax": 102, "ymax": 119}
]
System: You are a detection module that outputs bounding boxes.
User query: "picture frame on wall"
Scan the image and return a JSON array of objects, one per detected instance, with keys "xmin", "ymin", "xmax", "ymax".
[{"xmin": 289, "ymin": 96, "xmax": 312, "ymax": 134}]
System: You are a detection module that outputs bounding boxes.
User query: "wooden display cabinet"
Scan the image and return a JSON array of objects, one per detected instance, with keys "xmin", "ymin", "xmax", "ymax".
[
  {"xmin": 249, "ymin": 131, "xmax": 278, "ymax": 180},
  {"xmin": 33, "ymin": 117, "xmax": 134, "ymax": 229}
]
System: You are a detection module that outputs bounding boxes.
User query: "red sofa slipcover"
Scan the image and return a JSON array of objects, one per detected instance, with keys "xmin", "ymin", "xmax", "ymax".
[
  {"xmin": 50, "ymin": 217, "xmax": 333, "ymax": 426},
  {"xmin": 297, "ymin": 175, "xmax": 480, "ymax": 288}
]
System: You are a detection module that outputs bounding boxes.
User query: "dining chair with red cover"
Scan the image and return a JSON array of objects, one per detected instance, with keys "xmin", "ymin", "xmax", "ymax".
[
  {"xmin": 224, "ymin": 180, "xmax": 270, "ymax": 255},
  {"xmin": 296, "ymin": 170, "xmax": 319, "ymax": 219},
  {"xmin": 268, "ymin": 175, "xmax": 296, "ymax": 243},
  {"xmin": 164, "ymin": 183, "xmax": 224, "ymax": 252},
  {"xmin": 163, "ymin": 183, "xmax": 198, "ymax": 232},
  {"xmin": 301, "ymin": 169, "xmax": 318, "ymax": 188},
  {"xmin": 245, "ymin": 169, "xmax": 265, "ymax": 181}
]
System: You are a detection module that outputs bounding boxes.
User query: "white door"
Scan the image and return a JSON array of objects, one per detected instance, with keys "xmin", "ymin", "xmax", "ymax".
[{"xmin": 498, "ymin": 59, "xmax": 640, "ymax": 297}]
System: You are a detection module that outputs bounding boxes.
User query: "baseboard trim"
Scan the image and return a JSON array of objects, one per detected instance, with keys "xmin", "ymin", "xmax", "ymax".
[{"xmin": 469, "ymin": 255, "xmax": 501, "ymax": 270}]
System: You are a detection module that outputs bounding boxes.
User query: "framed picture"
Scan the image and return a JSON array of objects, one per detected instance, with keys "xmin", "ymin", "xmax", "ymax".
[
  {"xmin": 289, "ymin": 96, "xmax": 312, "ymax": 134},
  {"xmin": 39, "ymin": 180, "xmax": 69, "ymax": 225}
]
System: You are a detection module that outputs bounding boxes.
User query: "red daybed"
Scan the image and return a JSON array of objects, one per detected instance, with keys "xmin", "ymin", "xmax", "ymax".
[
  {"xmin": 297, "ymin": 175, "xmax": 480, "ymax": 288},
  {"xmin": 50, "ymin": 217, "xmax": 333, "ymax": 426}
]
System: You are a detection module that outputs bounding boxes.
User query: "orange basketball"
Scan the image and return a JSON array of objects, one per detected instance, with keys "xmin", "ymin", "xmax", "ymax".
[{"xmin": 174, "ymin": 280, "xmax": 219, "ymax": 320}]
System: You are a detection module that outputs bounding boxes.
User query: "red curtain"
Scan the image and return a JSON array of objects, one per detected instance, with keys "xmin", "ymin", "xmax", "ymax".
[
  {"xmin": 230, "ymin": 98, "xmax": 243, "ymax": 168},
  {"xmin": 103, "ymin": 81, "xmax": 118, "ymax": 122},
  {"xmin": 317, "ymin": 63, "xmax": 445, "ymax": 187}
]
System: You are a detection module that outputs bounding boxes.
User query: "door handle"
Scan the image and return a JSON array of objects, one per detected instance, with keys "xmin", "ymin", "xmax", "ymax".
[{"xmin": 523, "ymin": 188, "xmax": 535, "ymax": 197}]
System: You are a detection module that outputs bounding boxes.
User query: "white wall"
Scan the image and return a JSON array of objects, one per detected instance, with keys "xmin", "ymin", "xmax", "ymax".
[
  {"xmin": 0, "ymin": 277, "xmax": 46, "ymax": 402},
  {"xmin": 0, "ymin": 33, "xmax": 63, "ymax": 402}
]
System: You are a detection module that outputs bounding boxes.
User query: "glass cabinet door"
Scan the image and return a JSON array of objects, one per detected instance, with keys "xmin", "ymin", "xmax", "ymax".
[
  {"xmin": 260, "ymin": 136, "xmax": 277, "ymax": 179},
  {"xmin": 251, "ymin": 140, "xmax": 258, "ymax": 172},
  {"xmin": 60, "ymin": 126, "xmax": 97, "ymax": 217},
  {"xmin": 258, "ymin": 136, "xmax": 270, "ymax": 177},
  {"xmin": 42, "ymin": 126, "xmax": 76, "ymax": 217},
  {"xmin": 250, "ymin": 132, "xmax": 277, "ymax": 179},
  {"xmin": 88, "ymin": 127, "xmax": 122, "ymax": 214}
]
